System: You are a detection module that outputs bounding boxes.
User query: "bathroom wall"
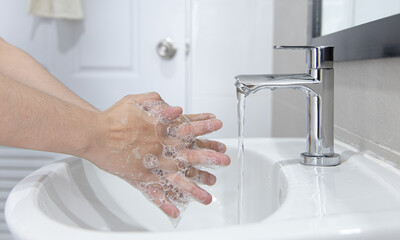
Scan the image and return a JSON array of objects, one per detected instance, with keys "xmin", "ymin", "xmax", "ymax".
[
  {"xmin": 334, "ymin": 59, "xmax": 400, "ymax": 166},
  {"xmin": 189, "ymin": 0, "xmax": 274, "ymax": 138},
  {"xmin": 0, "ymin": 1, "xmax": 50, "ymax": 67},
  {"xmin": 272, "ymin": 0, "xmax": 400, "ymax": 166},
  {"xmin": 271, "ymin": 0, "xmax": 308, "ymax": 138}
]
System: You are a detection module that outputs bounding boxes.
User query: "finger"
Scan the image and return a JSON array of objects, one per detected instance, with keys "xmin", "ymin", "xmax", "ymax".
[
  {"xmin": 122, "ymin": 92, "xmax": 164, "ymax": 105},
  {"xmin": 184, "ymin": 167, "xmax": 217, "ymax": 186},
  {"xmin": 176, "ymin": 119, "xmax": 223, "ymax": 137},
  {"xmin": 157, "ymin": 159, "xmax": 217, "ymax": 186},
  {"xmin": 141, "ymin": 105, "xmax": 183, "ymax": 127},
  {"xmin": 178, "ymin": 149, "xmax": 231, "ymax": 166},
  {"xmin": 167, "ymin": 173, "xmax": 212, "ymax": 205},
  {"xmin": 184, "ymin": 113, "xmax": 216, "ymax": 122},
  {"xmin": 156, "ymin": 156, "xmax": 185, "ymax": 172},
  {"xmin": 136, "ymin": 92, "xmax": 164, "ymax": 104},
  {"xmin": 145, "ymin": 184, "xmax": 180, "ymax": 218},
  {"xmin": 163, "ymin": 183, "xmax": 191, "ymax": 205},
  {"xmin": 156, "ymin": 126, "xmax": 192, "ymax": 148},
  {"xmin": 195, "ymin": 139, "xmax": 227, "ymax": 153},
  {"xmin": 164, "ymin": 116, "xmax": 191, "ymax": 137},
  {"xmin": 151, "ymin": 105, "xmax": 183, "ymax": 121},
  {"xmin": 130, "ymin": 92, "xmax": 180, "ymax": 119}
]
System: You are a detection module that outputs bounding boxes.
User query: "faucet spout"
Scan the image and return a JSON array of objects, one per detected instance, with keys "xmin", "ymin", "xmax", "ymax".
[
  {"xmin": 235, "ymin": 45, "xmax": 340, "ymax": 166},
  {"xmin": 235, "ymin": 73, "xmax": 316, "ymax": 96}
]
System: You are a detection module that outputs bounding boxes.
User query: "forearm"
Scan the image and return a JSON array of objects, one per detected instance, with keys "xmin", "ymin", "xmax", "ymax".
[
  {"xmin": 0, "ymin": 73, "xmax": 98, "ymax": 156},
  {"xmin": 0, "ymin": 37, "xmax": 98, "ymax": 112}
]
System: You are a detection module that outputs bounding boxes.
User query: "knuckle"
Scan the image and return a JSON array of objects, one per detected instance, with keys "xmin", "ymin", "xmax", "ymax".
[
  {"xmin": 186, "ymin": 150, "xmax": 196, "ymax": 162},
  {"xmin": 147, "ymin": 91, "xmax": 161, "ymax": 99},
  {"xmin": 169, "ymin": 173, "xmax": 181, "ymax": 183},
  {"xmin": 189, "ymin": 184, "xmax": 198, "ymax": 194},
  {"xmin": 181, "ymin": 123, "xmax": 193, "ymax": 135},
  {"xmin": 122, "ymin": 94, "xmax": 137, "ymax": 102}
]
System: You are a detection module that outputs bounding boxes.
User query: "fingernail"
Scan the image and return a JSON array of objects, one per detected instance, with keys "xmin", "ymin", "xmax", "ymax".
[
  {"xmin": 173, "ymin": 106, "xmax": 183, "ymax": 112},
  {"xmin": 164, "ymin": 205, "xmax": 180, "ymax": 218},
  {"xmin": 201, "ymin": 192, "xmax": 213, "ymax": 205},
  {"xmin": 209, "ymin": 114, "xmax": 216, "ymax": 119},
  {"xmin": 172, "ymin": 208, "xmax": 180, "ymax": 218},
  {"xmin": 208, "ymin": 175, "xmax": 216, "ymax": 185},
  {"xmin": 222, "ymin": 155, "xmax": 231, "ymax": 166},
  {"xmin": 217, "ymin": 143, "xmax": 226, "ymax": 153}
]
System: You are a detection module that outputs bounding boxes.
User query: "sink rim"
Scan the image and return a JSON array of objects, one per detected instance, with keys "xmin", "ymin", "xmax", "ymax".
[{"xmin": 6, "ymin": 138, "xmax": 400, "ymax": 240}]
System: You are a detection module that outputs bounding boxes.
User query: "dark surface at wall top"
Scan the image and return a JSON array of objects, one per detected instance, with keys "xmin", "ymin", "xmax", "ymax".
[{"xmin": 310, "ymin": 3, "xmax": 400, "ymax": 62}]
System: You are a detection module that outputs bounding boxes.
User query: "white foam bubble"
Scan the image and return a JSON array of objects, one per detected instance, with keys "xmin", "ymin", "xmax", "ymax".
[
  {"xmin": 151, "ymin": 168, "xmax": 166, "ymax": 178},
  {"xmin": 140, "ymin": 100, "xmax": 163, "ymax": 111},
  {"xmin": 167, "ymin": 126, "xmax": 178, "ymax": 136},
  {"xmin": 175, "ymin": 159, "xmax": 190, "ymax": 172},
  {"xmin": 180, "ymin": 134, "xmax": 195, "ymax": 148},
  {"xmin": 142, "ymin": 154, "xmax": 159, "ymax": 169},
  {"xmin": 163, "ymin": 145, "xmax": 178, "ymax": 158},
  {"xmin": 192, "ymin": 172, "xmax": 205, "ymax": 184},
  {"xmin": 136, "ymin": 100, "xmax": 169, "ymax": 125},
  {"xmin": 199, "ymin": 150, "xmax": 218, "ymax": 169},
  {"xmin": 134, "ymin": 172, "xmax": 194, "ymax": 228},
  {"xmin": 206, "ymin": 120, "xmax": 215, "ymax": 131}
]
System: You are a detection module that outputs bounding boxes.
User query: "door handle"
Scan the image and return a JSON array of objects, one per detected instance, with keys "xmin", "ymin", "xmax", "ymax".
[{"xmin": 156, "ymin": 38, "xmax": 177, "ymax": 59}]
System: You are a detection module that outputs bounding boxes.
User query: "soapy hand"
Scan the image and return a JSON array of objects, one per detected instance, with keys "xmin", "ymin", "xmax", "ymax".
[{"xmin": 83, "ymin": 92, "xmax": 230, "ymax": 219}]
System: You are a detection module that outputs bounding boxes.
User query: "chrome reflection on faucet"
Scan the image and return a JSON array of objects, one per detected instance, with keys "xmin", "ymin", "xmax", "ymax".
[{"xmin": 235, "ymin": 46, "xmax": 340, "ymax": 166}]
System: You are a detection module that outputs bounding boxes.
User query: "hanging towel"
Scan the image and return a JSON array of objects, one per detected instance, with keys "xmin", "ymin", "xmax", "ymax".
[{"xmin": 28, "ymin": 0, "xmax": 84, "ymax": 20}]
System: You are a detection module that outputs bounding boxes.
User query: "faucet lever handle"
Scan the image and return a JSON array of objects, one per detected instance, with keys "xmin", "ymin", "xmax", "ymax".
[
  {"xmin": 274, "ymin": 45, "xmax": 320, "ymax": 50},
  {"xmin": 273, "ymin": 45, "xmax": 334, "ymax": 69}
]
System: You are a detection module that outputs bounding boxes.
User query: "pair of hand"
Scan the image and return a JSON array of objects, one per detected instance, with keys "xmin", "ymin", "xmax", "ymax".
[{"xmin": 83, "ymin": 92, "xmax": 230, "ymax": 218}]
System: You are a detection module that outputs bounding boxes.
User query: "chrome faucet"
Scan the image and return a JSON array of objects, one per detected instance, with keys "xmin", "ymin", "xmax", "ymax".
[{"xmin": 235, "ymin": 46, "xmax": 340, "ymax": 166}]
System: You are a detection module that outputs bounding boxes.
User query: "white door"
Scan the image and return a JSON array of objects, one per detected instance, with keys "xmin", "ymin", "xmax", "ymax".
[{"xmin": 49, "ymin": 0, "xmax": 187, "ymax": 110}]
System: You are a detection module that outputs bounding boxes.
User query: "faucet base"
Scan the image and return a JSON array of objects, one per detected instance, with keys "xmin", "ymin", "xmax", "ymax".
[{"xmin": 300, "ymin": 153, "xmax": 340, "ymax": 166}]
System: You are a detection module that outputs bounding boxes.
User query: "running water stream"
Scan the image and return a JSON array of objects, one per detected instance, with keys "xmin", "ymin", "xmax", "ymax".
[{"xmin": 236, "ymin": 89, "xmax": 246, "ymax": 224}]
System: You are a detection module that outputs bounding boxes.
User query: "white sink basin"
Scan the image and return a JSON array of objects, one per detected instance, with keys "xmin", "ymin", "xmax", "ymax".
[{"xmin": 5, "ymin": 138, "xmax": 400, "ymax": 239}]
